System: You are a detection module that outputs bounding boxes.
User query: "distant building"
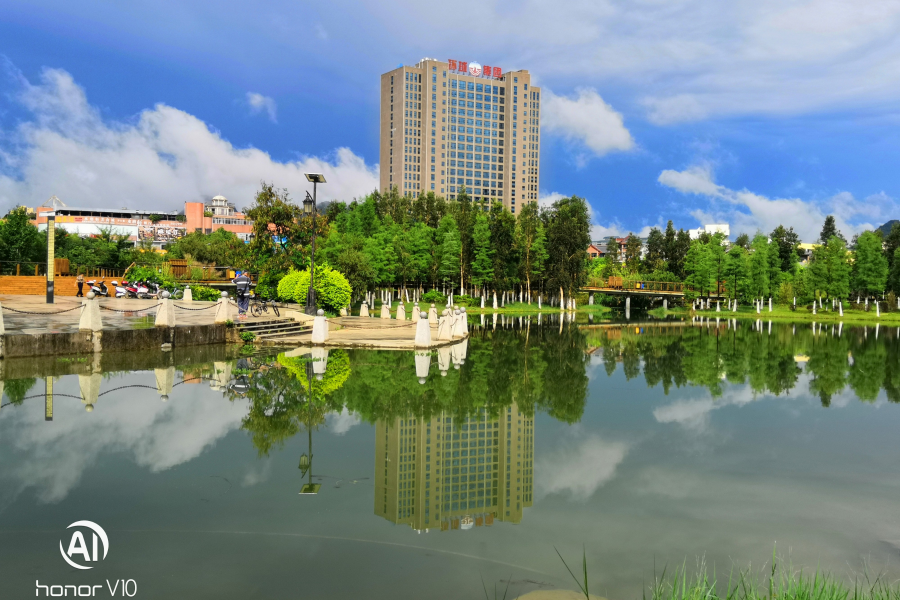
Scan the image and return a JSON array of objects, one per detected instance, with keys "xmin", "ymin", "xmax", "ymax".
[
  {"xmin": 587, "ymin": 243, "xmax": 603, "ymax": 259},
  {"xmin": 688, "ymin": 224, "xmax": 730, "ymax": 239},
  {"xmin": 797, "ymin": 243, "xmax": 820, "ymax": 265},
  {"xmin": 184, "ymin": 195, "xmax": 253, "ymax": 240},
  {"xmin": 30, "ymin": 194, "xmax": 253, "ymax": 247}
]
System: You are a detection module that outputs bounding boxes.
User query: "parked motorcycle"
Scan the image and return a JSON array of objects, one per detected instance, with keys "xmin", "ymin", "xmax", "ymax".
[
  {"xmin": 86, "ymin": 280, "xmax": 109, "ymax": 297},
  {"xmin": 111, "ymin": 281, "xmax": 128, "ymax": 299}
]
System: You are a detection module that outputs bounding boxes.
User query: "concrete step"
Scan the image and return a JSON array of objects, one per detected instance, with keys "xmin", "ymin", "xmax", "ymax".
[{"xmin": 255, "ymin": 325, "xmax": 311, "ymax": 339}]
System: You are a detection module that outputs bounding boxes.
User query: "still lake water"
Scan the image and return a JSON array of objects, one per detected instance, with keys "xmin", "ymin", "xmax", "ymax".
[{"xmin": 2, "ymin": 315, "xmax": 900, "ymax": 599}]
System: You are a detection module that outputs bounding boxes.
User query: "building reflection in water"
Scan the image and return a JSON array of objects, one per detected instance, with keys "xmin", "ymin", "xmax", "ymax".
[{"xmin": 374, "ymin": 402, "xmax": 534, "ymax": 533}]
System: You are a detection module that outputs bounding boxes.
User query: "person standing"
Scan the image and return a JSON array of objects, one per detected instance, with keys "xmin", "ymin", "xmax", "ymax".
[
  {"xmin": 233, "ymin": 270, "xmax": 251, "ymax": 319},
  {"xmin": 76, "ymin": 271, "xmax": 85, "ymax": 297}
]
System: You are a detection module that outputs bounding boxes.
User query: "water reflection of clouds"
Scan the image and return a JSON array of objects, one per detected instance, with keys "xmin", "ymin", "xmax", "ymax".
[
  {"xmin": 327, "ymin": 408, "xmax": 361, "ymax": 435},
  {"xmin": 0, "ymin": 374, "xmax": 248, "ymax": 504},
  {"xmin": 536, "ymin": 434, "xmax": 628, "ymax": 501},
  {"xmin": 652, "ymin": 374, "xmax": 890, "ymax": 434}
]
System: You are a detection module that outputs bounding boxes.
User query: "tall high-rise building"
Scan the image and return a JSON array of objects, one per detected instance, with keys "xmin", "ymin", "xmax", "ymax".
[
  {"xmin": 374, "ymin": 403, "xmax": 534, "ymax": 533},
  {"xmin": 380, "ymin": 58, "xmax": 542, "ymax": 214}
]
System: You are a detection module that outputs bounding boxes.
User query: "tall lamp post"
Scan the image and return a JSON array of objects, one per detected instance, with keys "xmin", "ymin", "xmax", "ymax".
[{"xmin": 303, "ymin": 173, "xmax": 326, "ymax": 315}]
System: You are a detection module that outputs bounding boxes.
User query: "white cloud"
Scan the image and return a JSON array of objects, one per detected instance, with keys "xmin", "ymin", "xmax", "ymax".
[
  {"xmin": 0, "ymin": 68, "xmax": 379, "ymax": 213},
  {"xmin": 536, "ymin": 434, "xmax": 628, "ymax": 501},
  {"xmin": 246, "ymin": 92, "xmax": 278, "ymax": 122},
  {"xmin": 542, "ymin": 88, "xmax": 634, "ymax": 157},
  {"xmin": 326, "ymin": 408, "xmax": 361, "ymax": 435},
  {"xmin": 658, "ymin": 163, "xmax": 899, "ymax": 240}
]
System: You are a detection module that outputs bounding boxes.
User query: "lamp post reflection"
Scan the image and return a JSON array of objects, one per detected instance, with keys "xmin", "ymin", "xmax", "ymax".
[{"xmin": 299, "ymin": 359, "xmax": 321, "ymax": 495}]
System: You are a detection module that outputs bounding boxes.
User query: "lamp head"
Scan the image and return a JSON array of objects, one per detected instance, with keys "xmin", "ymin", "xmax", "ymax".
[{"xmin": 305, "ymin": 173, "xmax": 326, "ymax": 184}]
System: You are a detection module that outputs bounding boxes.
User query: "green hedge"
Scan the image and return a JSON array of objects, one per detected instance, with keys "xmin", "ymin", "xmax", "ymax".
[
  {"xmin": 276, "ymin": 266, "xmax": 352, "ymax": 312},
  {"xmin": 422, "ymin": 290, "xmax": 447, "ymax": 304},
  {"xmin": 190, "ymin": 285, "xmax": 221, "ymax": 301}
]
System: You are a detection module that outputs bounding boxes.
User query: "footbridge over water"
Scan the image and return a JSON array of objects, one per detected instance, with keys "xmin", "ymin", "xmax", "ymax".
[{"xmin": 581, "ymin": 278, "xmax": 726, "ymax": 299}]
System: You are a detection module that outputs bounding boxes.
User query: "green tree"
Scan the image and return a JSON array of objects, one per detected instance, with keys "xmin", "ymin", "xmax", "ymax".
[
  {"xmin": 809, "ymin": 236, "xmax": 851, "ymax": 300},
  {"xmin": 489, "ymin": 203, "xmax": 518, "ymax": 291},
  {"xmin": 734, "ymin": 232, "xmax": 751, "ymax": 249},
  {"xmin": 889, "ymin": 248, "xmax": 900, "ymax": 295},
  {"xmin": 683, "ymin": 239, "xmax": 713, "ymax": 299},
  {"xmin": 436, "ymin": 215, "xmax": 461, "ymax": 285},
  {"xmin": 514, "ymin": 202, "xmax": 547, "ymax": 296},
  {"xmin": 645, "ymin": 227, "xmax": 666, "ymax": 271},
  {"xmin": 819, "ymin": 215, "xmax": 845, "ymax": 244},
  {"xmin": 624, "ymin": 233, "xmax": 643, "ymax": 272},
  {"xmin": 0, "ymin": 207, "xmax": 45, "ymax": 272},
  {"xmin": 723, "ymin": 244, "xmax": 748, "ymax": 301},
  {"xmin": 851, "ymin": 230, "xmax": 889, "ymax": 297},
  {"xmin": 769, "ymin": 225, "xmax": 800, "ymax": 273},
  {"xmin": 747, "ymin": 234, "xmax": 771, "ymax": 300},
  {"xmin": 544, "ymin": 196, "xmax": 591, "ymax": 297},
  {"xmin": 470, "ymin": 212, "xmax": 494, "ymax": 290}
]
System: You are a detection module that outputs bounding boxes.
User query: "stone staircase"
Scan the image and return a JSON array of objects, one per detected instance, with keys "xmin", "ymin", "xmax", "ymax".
[{"xmin": 236, "ymin": 317, "xmax": 311, "ymax": 341}]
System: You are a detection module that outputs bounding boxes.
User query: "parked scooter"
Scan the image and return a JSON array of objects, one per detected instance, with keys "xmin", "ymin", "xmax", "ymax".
[
  {"xmin": 86, "ymin": 280, "xmax": 109, "ymax": 297},
  {"xmin": 111, "ymin": 281, "xmax": 128, "ymax": 299}
]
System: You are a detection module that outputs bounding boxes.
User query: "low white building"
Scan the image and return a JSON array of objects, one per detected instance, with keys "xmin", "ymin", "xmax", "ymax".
[{"xmin": 688, "ymin": 224, "xmax": 730, "ymax": 239}]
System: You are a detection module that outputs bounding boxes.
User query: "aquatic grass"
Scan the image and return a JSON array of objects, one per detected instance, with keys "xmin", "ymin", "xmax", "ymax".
[
  {"xmin": 645, "ymin": 548, "xmax": 900, "ymax": 600},
  {"xmin": 481, "ymin": 573, "xmax": 514, "ymax": 600},
  {"xmin": 555, "ymin": 545, "xmax": 591, "ymax": 599}
]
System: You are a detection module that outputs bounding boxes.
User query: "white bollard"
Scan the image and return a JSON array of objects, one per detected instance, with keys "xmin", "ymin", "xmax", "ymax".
[
  {"xmin": 79, "ymin": 292, "xmax": 103, "ymax": 331},
  {"xmin": 396, "ymin": 303, "xmax": 406, "ymax": 321},
  {"xmin": 415, "ymin": 312, "xmax": 432, "ymax": 347},
  {"xmin": 412, "ymin": 302, "xmax": 420, "ymax": 322},
  {"xmin": 381, "ymin": 302, "xmax": 391, "ymax": 319},
  {"xmin": 460, "ymin": 306, "xmax": 469, "ymax": 335},
  {"xmin": 428, "ymin": 303, "xmax": 438, "ymax": 324},
  {"xmin": 437, "ymin": 310, "xmax": 452, "ymax": 340},
  {"xmin": 311, "ymin": 309, "xmax": 329, "ymax": 344},
  {"xmin": 155, "ymin": 295, "xmax": 175, "ymax": 327},
  {"xmin": 452, "ymin": 308, "xmax": 464, "ymax": 338},
  {"xmin": 214, "ymin": 292, "xmax": 231, "ymax": 324},
  {"xmin": 360, "ymin": 301, "xmax": 370, "ymax": 317},
  {"xmin": 183, "ymin": 286, "xmax": 193, "ymax": 302}
]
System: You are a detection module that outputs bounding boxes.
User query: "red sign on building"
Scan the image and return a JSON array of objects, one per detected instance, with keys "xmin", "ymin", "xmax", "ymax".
[{"xmin": 447, "ymin": 59, "xmax": 501, "ymax": 79}]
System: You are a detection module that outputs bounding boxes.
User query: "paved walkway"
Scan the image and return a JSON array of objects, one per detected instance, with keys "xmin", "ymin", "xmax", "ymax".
[{"xmin": 263, "ymin": 316, "xmax": 463, "ymax": 349}]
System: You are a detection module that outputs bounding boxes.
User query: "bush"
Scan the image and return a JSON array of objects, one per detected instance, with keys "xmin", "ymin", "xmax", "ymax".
[
  {"xmin": 125, "ymin": 265, "xmax": 176, "ymax": 287},
  {"xmin": 422, "ymin": 290, "xmax": 447, "ymax": 305},
  {"xmin": 190, "ymin": 285, "xmax": 221, "ymax": 301},
  {"xmin": 451, "ymin": 294, "xmax": 476, "ymax": 307},
  {"xmin": 277, "ymin": 266, "xmax": 352, "ymax": 312},
  {"xmin": 240, "ymin": 331, "xmax": 256, "ymax": 342}
]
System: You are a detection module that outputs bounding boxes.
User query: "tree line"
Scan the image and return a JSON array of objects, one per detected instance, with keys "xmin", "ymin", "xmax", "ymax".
[
  {"xmin": 596, "ymin": 215, "xmax": 900, "ymax": 303},
  {"xmin": 245, "ymin": 184, "xmax": 592, "ymax": 301}
]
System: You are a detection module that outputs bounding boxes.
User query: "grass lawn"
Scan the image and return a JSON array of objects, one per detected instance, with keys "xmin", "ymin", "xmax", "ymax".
[{"xmin": 651, "ymin": 303, "xmax": 900, "ymax": 325}]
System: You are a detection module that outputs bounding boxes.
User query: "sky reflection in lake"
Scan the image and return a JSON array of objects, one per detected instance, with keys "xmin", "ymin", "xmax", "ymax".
[{"xmin": 2, "ymin": 318, "xmax": 900, "ymax": 599}]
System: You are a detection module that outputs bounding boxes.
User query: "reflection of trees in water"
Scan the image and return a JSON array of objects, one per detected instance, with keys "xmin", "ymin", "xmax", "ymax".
[
  {"xmin": 589, "ymin": 323, "xmax": 900, "ymax": 406},
  {"xmin": 2, "ymin": 378, "xmax": 37, "ymax": 405},
  {"xmin": 230, "ymin": 323, "xmax": 592, "ymax": 455}
]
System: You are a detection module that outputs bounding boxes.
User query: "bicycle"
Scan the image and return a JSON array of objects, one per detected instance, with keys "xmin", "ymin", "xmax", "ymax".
[{"xmin": 250, "ymin": 297, "xmax": 280, "ymax": 318}]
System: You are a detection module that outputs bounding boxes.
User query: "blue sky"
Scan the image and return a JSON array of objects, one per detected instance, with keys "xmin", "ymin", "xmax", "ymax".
[{"xmin": 1, "ymin": 0, "xmax": 899, "ymax": 242}]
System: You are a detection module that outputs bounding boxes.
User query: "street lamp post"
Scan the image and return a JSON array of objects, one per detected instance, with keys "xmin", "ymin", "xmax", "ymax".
[{"xmin": 303, "ymin": 173, "xmax": 326, "ymax": 315}]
